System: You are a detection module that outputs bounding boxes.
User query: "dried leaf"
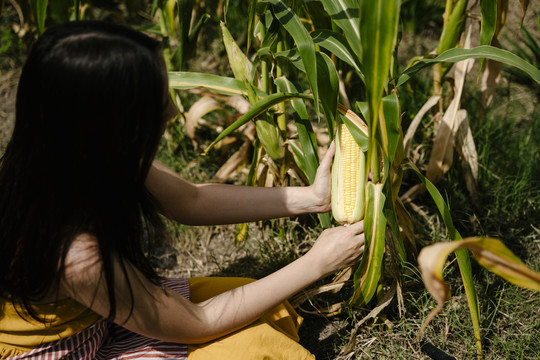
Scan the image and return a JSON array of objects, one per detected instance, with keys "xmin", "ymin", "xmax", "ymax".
[
  {"xmin": 212, "ymin": 141, "xmax": 250, "ymax": 182},
  {"xmin": 224, "ymin": 95, "xmax": 251, "ymax": 115},
  {"xmin": 480, "ymin": 57, "xmax": 503, "ymax": 110},
  {"xmin": 455, "ymin": 109, "xmax": 479, "ymax": 200},
  {"xmin": 289, "ymin": 280, "xmax": 351, "ymax": 309},
  {"xmin": 342, "ymin": 283, "xmax": 397, "ymax": 356},
  {"xmin": 426, "ymin": 26, "xmax": 474, "ymax": 183},
  {"xmin": 404, "ymin": 94, "xmax": 441, "ymax": 158},
  {"xmin": 417, "ymin": 237, "xmax": 540, "ymax": 338},
  {"xmin": 520, "ymin": 0, "xmax": 529, "ymax": 26},
  {"xmin": 185, "ymin": 96, "xmax": 229, "ymax": 140}
]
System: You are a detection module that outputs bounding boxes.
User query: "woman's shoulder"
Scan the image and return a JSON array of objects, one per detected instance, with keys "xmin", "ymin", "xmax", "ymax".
[
  {"xmin": 65, "ymin": 233, "xmax": 100, "ymax": 268},
  {"xmin": 61, "ymin": 233, "xmax": 102, "ymax": 296}
]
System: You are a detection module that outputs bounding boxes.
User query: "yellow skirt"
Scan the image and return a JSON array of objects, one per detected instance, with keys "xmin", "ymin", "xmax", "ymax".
[{"xmin": 187, "ymin": 277, "xmax": 315, "ymax": 360}]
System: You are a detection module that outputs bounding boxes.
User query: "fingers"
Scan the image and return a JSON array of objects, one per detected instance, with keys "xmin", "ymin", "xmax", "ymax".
[
  {"xmin": 318, "ymin": 141, "xmax": 335, "ymax": 172},
  {"xmin": 347, "ymin": 220, "xmax": 364, "ymax": 234}
]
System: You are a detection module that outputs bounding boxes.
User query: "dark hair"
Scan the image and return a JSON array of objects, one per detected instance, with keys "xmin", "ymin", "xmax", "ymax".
[{"xmin": 0, "ymin": 21, "xmax": 174, "ymax": 321}]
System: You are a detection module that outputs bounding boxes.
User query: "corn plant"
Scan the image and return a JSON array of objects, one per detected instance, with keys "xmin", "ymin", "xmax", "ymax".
[
  {"xmin": 169, "ymin": 0, "xmax": 540, "ymax": 356},
  {"xmin": 15, "ymin": 0, "xmax": 152, "ymax": 36},
  {"xmin": 402, "ymin": 0, "xmax": 534, "ymax": 201}
]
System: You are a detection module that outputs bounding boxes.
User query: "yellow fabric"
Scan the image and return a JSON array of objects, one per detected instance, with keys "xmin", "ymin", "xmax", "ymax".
[
  {"xmin": 187, "ymin": 277, "xmax": 315, "ymax": 360},
  {"xmin": 0, "ymin": 297, "xmax": 100, "ymax": 359}
]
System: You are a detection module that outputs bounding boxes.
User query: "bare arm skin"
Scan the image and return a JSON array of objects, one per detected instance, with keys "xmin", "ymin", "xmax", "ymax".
[
  {"xmin": 145, "ymin": 142, "xmax": 335, "ymax": 225},
  {"xmin": 60, "ymin": 221, "xmax": 365, "ymax": 344}
]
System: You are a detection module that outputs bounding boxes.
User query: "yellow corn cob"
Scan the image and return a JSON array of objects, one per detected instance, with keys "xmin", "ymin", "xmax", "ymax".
[{"xmin": 331, "ymin": 123, "xmax": 367, "ymax": 225}]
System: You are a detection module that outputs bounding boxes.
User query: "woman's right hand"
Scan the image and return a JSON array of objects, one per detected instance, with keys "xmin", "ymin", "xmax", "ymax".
[{"xmin": 306, "ymin": 221, "xmax": 366, "ymax": 277}]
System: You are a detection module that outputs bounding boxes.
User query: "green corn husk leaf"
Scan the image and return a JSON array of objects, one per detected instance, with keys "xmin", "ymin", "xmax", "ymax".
[
  {"xmin": 221, "ymin": 22, "xmax": 257, "ymax": 100},
  {"xmin": 255, "ymin": 114, "xmax": 282, "ymax": 162},
  {"xmin": 337, "ymin": 105, "xmax": 369, "ymax": 152},
  {"xmin": 350, "ymin": 182, "xmax": 386, "ymax": 306}
]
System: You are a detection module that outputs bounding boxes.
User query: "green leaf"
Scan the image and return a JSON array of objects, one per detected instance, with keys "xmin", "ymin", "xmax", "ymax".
[
  {"xmin": 360, "ymin": 0, "xmax": 400, "ymax": 130},
  {"xmin": 380, "ymin": 93, "xmax": 400, "ymax": 164},
  {"xmin": 304, "ymin": 0, "xmax": 333, "ymax": 31},
  {"xmin": 437, "ymin": 0, "xmax": 468, "ymax": 55},
  {"xmin": 355, "ymin": 101, "xmax": 368, "ymax": 120},
  {"xmin": 311, "ymin": 30, "xmax": 365, "ymax": 82},
  {"xmin": 247, "ymin": 0, "xmax": 257, "ymax": 52},
  {"xmin": 273, "ymin": 49, "xmax": 305, "ymax": 72},
  {"xmin": 260, "ymin": 0, "xmax": 319, "ymax": 115},
  {"xmin": 316, "ymin": 52, "xmax": 339, "ymax": 141},
  {"xmin": 168, "ymin": 72, "xmax": 250, "ymax": 96},
  {"xmin": 319, "ymin": 0, "xmax": 362, "ymax": 61},
  {"xmin": 203, "ymin": 92, "xmax": 313, "ymax": 155},
  {"xmin": 478, "ymin": 0, "xmax": 498, "ymax": 73},
  {"xmin": 221, "ymin": 22, "xmax": 252, "ymax": 85},
  {"xmin": 480, "ymin": 0, "xmax": 497, "ymax": 46},
  {"xmin": 405, "ymin": 161, "xmax": 481, "ymax": 353},
  {"xmin": 382, "ymin": 187, "xmax": 406, "ymax": 264},
  {"xmin": 49, "ymin": 0, "xmax": 70, "ymax": 24},
  {"xmin": 350, "ymin": 182, "xmax": 386, "ymax": 306},
  {"xmin": 397, "ymin": 45, "xmax": 540, "ymax": 87},
  {"xmin": 29, "ymin": 0, "xmax": 49, "ymax": 36},
  {"xmin": 275, "ymin": 77, "xmax": 319, "ymax": 183},
  {"xmin": 288, "ymin": 139, "xmax": 308, "ymax": 177}
]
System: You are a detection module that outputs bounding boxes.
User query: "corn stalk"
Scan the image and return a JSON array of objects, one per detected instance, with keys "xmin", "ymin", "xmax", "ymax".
[{"xmin": 168, "ymin": 0, "xmax": 540, "ymax": 355}]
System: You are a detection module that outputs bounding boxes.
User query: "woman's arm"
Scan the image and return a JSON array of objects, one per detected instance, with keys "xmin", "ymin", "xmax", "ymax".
[
  {"xmin": 145, "ymin": 143, "xmax": 335, "ymax": 225},
  {"xmin": 60, "ymin": 221, "xmax": 364, "ymax": 344}
]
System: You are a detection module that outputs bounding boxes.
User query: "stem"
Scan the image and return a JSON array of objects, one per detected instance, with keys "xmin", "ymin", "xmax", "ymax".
[
  {"xmin": 276, "ymin": 39, "xmax": 286, "ymax": 134},
  {"xmin": 259, "ymin": 24, "xmax": 270, "ymax": 94},
  {"xmin": 369, "ymin": 104, "xmax": 381, "ymax": 183},
  {"xmin": 370, "ymin": 139, "xmax": 380, "ymax": 183}
]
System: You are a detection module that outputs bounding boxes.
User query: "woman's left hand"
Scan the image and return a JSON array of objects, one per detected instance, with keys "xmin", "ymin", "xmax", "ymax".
[{"xmin": 308, "ymin": 141, "xmax": 335, "ymax": 213}]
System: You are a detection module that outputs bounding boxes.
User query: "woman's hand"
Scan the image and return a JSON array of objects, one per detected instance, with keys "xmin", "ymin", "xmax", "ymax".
[
  {"xmin": 308, "ymin": 141, "xmax": 335, "ymax": 213},
  {"xmin": 305, "ymin": 221, "xmax": 365, "ymax": 277}
]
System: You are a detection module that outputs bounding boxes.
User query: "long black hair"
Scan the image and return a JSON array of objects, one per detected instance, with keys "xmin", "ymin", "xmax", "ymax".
[{"xmin": 0, "ymin": 21, "xmax": 175, "ymax": 321}]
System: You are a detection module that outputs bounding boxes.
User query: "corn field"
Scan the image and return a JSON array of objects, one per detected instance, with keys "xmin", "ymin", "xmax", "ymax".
[{"xmin": 3, "ymin": 0, "xmax": 540, "ymax": 358}]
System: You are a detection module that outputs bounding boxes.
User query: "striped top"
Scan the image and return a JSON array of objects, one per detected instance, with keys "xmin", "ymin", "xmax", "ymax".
[
  {"xmin": 0, "ymin": 298, "xmax": 100, "ymax": 359},
  {"xmin": 0, "ymin": 278, "xmax": 190, "ymax": 360}
]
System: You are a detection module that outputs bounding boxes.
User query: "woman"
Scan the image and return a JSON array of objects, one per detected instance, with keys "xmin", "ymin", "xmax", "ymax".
[{"xmin": 0, "ymin": 21, "xmax": 365, "ymax": 359}]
